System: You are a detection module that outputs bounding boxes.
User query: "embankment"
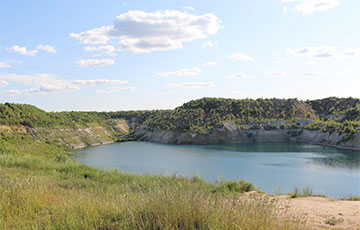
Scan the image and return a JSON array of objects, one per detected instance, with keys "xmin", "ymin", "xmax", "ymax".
[{"xmin": 132, "ymin": 121, "xmax": 360, "ymax": 151}]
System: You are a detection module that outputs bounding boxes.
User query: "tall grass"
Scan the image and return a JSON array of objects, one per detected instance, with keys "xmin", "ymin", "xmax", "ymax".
[
  {"xmin": 289, "ymin": 186, "xmax": 325, "ymax": 198},
  {"xmin": 0, "ymin": 152, "xmax": 307, "ymax": 230},
  {"xmin": 342, "ymin": 194, "xmax": 360, "ymax": 201}
]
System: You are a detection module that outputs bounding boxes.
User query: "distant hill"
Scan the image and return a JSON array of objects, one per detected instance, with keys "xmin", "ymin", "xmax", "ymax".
[{"xmin": 1, "ymin": 97, "xmax": 359, "ymax": 131}]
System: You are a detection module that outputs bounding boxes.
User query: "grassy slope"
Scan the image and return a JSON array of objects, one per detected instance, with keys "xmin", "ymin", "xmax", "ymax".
[{"xmin": 0, "ymin": 136, "xmax": 306, "ymax": 229}]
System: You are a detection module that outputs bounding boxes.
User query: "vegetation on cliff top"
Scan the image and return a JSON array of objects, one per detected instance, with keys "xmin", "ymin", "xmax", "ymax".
[{"xmin": 1, "ymin": 97, "xmax": 359, "ymax": 134}]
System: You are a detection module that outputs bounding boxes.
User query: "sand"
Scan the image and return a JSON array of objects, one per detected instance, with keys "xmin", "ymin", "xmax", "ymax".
[{"xmin": 283, "ymin": 196, "xmax": 360, "ymax": 230}]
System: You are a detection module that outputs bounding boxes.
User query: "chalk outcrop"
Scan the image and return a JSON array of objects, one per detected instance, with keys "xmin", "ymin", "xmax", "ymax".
[{"xmin": 132, "ymin": 121, "xmax": 360, "ymax": 151}]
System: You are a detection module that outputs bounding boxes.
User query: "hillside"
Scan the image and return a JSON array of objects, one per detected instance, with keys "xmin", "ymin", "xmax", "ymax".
[{"xmin": 1, "ymin": 97, "xmax": 359, "ymax": 150}]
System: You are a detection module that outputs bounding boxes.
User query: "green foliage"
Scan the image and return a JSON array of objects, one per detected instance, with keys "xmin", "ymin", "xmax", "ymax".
[
  {"xmin": 214, "ymin": 179, "xmax": 257, "ymax": 194},
  {"xmin": 342, "ymin": 194, "xmax": 360, "ymax": 201},
  {"xmin": 289, "ymin": 186, "xmax": 324, "ymax": 198},
  {"xmin": 302, "ymin": 122, "xmax": 320, "ymax": 130},
  {"xmin": 309, "ymin": 97, "xmax": 360, "ymax": 120},
  {"xmin": 0, "ymin": 103, "xmax": 109, "ymax": 128},
  {"xmin": 1, "ymin": 97, "xmax": 359, "ymax": 135}
]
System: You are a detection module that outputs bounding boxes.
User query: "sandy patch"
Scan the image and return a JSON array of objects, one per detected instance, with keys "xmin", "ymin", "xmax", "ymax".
[{"xmin": 284, "ymin": 196, "xmax": 360, "ymax": 230}]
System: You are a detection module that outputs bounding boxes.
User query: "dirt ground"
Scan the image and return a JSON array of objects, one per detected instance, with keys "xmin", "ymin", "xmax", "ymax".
[{"xmin": 282, "ymin": 196, "xmax": 360, "ymax": 230}]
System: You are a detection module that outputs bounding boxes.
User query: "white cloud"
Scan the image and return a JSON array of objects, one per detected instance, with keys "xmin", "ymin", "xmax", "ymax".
[
  {"xmin": 0, "ymin": 80, "xmax": 9, "ymax": 88},
  {"xmin": 2, "ymin": 89, "xmax": 22, "ymax": 95},
  {"xmin": 0, "ymin": 62, "xmax": 11, "ymax": 68},
  {"xmin": 225, "ymin": 73, "xmax": 253, "ymax": 79},
  {"xmin": 36, "ymin": 44, "xmax": 56, "ymax": 53},
  {"xmin": 165, "ymin": 82, "xmax": 214, "ymax": 88},
  {"xmin": 73, "ymin": 79, "xmax": 128, "ymax": 86},
  {"xmin": 76, "ymin": 58, "xmax": 114, "ymax": 67},
  {"xmin": 6, "ymin": 45, "xmax": 38, "ymax": 56},
  {"xmin": 260, "ymin": 71, "xmax": 287, "ymax": 77},
  {"xmin": 282, "ymin": 0, "xmax": 340, "ymax": 15},
  {"xmin": 96, "ymin": 86, "xmax": 136, "ymax": 93},
  {"xmin": 206, "ymin": 61, "xmax": 218, "ymax": 67},
  {"xmin": 6, "ymin": 44, "xmax": 56, "ymax": 56},
  {"xmin": 344, "ymin": 48, "xmax": 360, "ymax": 57},
  {"xmin": 228, "ymin": 53, "xmax": 253, "ymax": 61},
  {"xmin": 287, "ymin": 46, "xmax": 337, "ymax": 59},
  {"xmin": 155, "ymin": 67, "xmax": 202, "ymax": 77},
  {"xmin": 153, "ymin": 91, "xmax": 176, "ymax": 95},
  {"xmin": 0, "ymin": 73, "xmax": 78, "ymax": 95},
  {"xmin": 2, "ymin": 86, "xmax": 76, "ymax": 95},
  {"xmin": 302, "ymin": 72, "xmax": 326, "ymax": 77},
  {"xmin": 70, "ymin": 26, "xmax": 112, "ymax": 45},
  {"xmin": 287, "ymin": 46, "xmax": 360, "ymax": 59},
  {"xmin": 84, "ymin": 45, "xmax": 116, "ymax": 56},
  {"xmin": 70, "ymin": 10, "xmax": 221, "ymax": 53},
  {"xmin": 283, "ymin": 6, "xmax": 288, "ymax": 13},
  {"xmin": 202, "ymin": 40, "xmax": 217, "ymax": 47},
  {"xmin": 183, "ymin": 6, "xmax": 195, "ymax": 11}
]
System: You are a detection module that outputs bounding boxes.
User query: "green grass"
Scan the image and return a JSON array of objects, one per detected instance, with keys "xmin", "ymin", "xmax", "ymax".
[
  {"xmin": 342, "ymin": 194, "xmax": 360, "ymax": 201},
  {"xmin": 289, "ymin": 186, "xmax": 325, "ymax": 198},
  {"xmin": 0, "ymin": 137, "xmax": 307, "ymax": 230}
]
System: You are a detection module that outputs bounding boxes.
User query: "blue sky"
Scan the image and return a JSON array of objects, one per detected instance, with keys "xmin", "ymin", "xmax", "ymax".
[{"xmin": 1, "ymin": 0, "xmax": 359, "ymax": 111}]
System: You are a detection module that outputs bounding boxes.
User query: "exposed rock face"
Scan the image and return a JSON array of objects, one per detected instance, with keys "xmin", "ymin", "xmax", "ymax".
[
  {"xmin": 132, "ymin": 121, "xmax": 360, "ymax": 151},
  {"xmin": 3, "ymin": 118, "xmax": 359, "ymax": 151},
  {"xmin": 2, "ymin": 119, "xmax": 131, "ymax": 149},
  {"xmin": 27, "ymin": 126, "xmax": 116, "ymax": 149},
  {"xmin": 107, "ymin": 119, "xmax": 129, "ymax": 133}
]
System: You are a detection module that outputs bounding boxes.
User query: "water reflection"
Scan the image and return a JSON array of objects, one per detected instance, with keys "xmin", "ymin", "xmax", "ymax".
[{"xmin": 201, "ymin": 142, "xmax": 360, "ymax": 170}]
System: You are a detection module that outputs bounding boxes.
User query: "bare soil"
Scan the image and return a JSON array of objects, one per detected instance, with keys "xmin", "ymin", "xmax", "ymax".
[{"xmin": 283, "ymin": 196, "xmax": 360, "ymax": 230}]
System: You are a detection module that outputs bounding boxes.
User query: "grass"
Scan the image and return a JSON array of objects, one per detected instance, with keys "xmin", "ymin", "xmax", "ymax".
[
  {"xmin": 0, "ymin": 153, "xmax": 307, "ymax": 230},
  {"xmin": 288, "ymin": 186, "xmax": 325, "ymax": 198},
  {"xmin": 325, "ymin": 217, "xmax": 344, "ymax": 226},
  {"xmin": 342, "ymin": 194, "xmax": 360, "ymax": 201},
  {"xmin": 0, "ymin": 136, "xmax": 308, "ymax": 230}
]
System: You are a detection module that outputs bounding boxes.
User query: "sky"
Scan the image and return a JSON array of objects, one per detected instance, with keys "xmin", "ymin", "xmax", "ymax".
[{"xmin": 0, "ymin": 0, "xmax": 359, "ymax": 111}]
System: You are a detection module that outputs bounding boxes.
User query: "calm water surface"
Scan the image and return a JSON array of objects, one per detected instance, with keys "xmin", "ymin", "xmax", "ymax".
[{"xmin": 74, "ymin": 142, "xmax": 360, "ymax": 198}]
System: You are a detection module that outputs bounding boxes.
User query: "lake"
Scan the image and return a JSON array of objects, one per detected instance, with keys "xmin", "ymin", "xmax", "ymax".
[{"xmin": 74, "ymin": 141, "xmax": 360, "ymax": 199}]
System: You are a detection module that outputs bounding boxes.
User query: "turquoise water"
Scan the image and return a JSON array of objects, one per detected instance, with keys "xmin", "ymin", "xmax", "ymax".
[{"xmin": 74, "ymin": 142, "xmax": 360, "ymax": 198}]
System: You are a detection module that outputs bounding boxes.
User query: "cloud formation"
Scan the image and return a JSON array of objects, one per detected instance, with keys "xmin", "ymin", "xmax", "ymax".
[
  {"xmin": 96, "ymin": 86, "xmax": 136, "ymax": 93},
  {"xmin": 0, "ymin": 73, "xmax": 78, "ymax": 95},
  {"xmin": 70, "ymin": 26, "xmax": 112, "ymax": 45},
  {"xmin": 73, "ymin": 79, "xmax": 128, "ymax": 86},
  {"xmin": 6, "ymin": 44, "xmax": 56, "ymax": 56},
  {"xmin": 302, "ymin": 72, "xmax": 325, "ymax": 77},
  {"xmin": 76, "ymin": 58, "xmax": 114, "ymax": 67},
  {"xmin": 228, "ymin": 53, "xmax": 253, "ymax": 61},
  {"xmin": 84, "ymin": 45, "xmax": 116, "ymax": 56},
  {"xmin": 183, "ymin": 6, "xmax": 195, "ymax": 11},
  {"xmin": 287, "ymin": 46, "xmax": 360, "ymax": 59},
  {"xmin": 260, "ymin": 71, "xmax": 287, "ymax": 77},
  {"xmin": 165, "ymin": 82, "xmax": 214, "ymax": 88},
  {"xmin": 0, "ymin": 80, "xmax": 9, "ymax": 88},
  {"xmin": 0, "ymin": 73, "xmax": 132, "ymax": 95},
  {"xmin": 70, "ymin": 10, "xmax": 221, "ymax": 53},
  {"xmin": 36, "ymin": 44, "xmax": 56, "ymax": 53},
  {"xmin": 155, "ymin": 67, "xmax": 202, "ymax": 77},
  {"xmin": 6, "ymin": 46, "xmax": 38, "ymax": 56},
  {"xmin": 0, "ymin": 62, "xmax": 11, "ymax": 68},
  {"xmin": 225, "ymin": 73, "xmax": 253, "ymax": 79},
  {"xmin": 202, "ymin": 40, "xmax": 217, "ymax": 47},
  {"xmin": 206, "ymin": 61, "xmax": 218, "ymax": 67},
  {"xmin": 282, "ymin": 0, "xmax": 340, "ymax": 14}
]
